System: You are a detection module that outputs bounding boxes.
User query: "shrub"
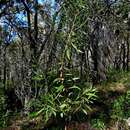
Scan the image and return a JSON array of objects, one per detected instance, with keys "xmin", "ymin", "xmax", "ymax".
[
  {"xmin": 91, "ymin": 118, "xmax": 106, "ymax": 130},
  {"xmin": 30, "ymin": 82, "xmax": 97, "ymax": 124}
]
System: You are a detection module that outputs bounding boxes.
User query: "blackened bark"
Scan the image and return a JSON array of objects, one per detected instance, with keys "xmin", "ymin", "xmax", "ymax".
[
  {"xmin": 126, "ymin": 34, "xmax": 129, "ymax": 71},
  {"xmin": 34, "ymin": 0, "xmax": 38, "ymax": 41},
  {"xmin": 122, "ymin": 43, "xmax": 126, "ymax": 70},
  {"xmin": 91, "ymin": 21, "xmax": 100, "ymax": 84},
  {"xmin": 3, "ymin": 45, "xmax": 7, "ymax": 92}
]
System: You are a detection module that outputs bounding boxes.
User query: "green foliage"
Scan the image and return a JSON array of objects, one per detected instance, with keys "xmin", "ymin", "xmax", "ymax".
[
  {"xmin": 30, "ymin": 93, "xmax": 57, "ymax": 122},
  {"xmin": 110, "ymin": 96, "xmax": 125, "ymax": 120},
  {"xmin": 124, "ymin": 90, "xmax": 130, "ymax": 118},
  {"xmin": 30, "ymin": 82, "xmax": 97, "ymax": 123},
  {"xmin": 110, "ymin": 91, "xmax": 130, "ymax": 121},
  {"xmin": 91, "ymin": 118, "xmax": 106, "ymax": 130}
]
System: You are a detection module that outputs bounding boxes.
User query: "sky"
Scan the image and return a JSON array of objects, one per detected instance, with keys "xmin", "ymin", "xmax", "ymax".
[
  {"xmin": 0, "ymin": 0, "xmax": 56, "ymax": 43},
  {"xmin": 16, "ymin": 0, "xmax": 56, "ymax": 23}
]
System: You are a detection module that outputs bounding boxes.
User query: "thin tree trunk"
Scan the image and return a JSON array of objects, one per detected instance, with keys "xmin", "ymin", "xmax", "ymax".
[
  {"xmin": 122, "ymin": 43, "xmax": 126, "ymax": 70},
  {"xmin": 126, "ymin": 33, "xmax": 129, "ymax": 71},
  {"xmin": 3, "ymin": 45, "xmax": 7, "ymax": 92}
]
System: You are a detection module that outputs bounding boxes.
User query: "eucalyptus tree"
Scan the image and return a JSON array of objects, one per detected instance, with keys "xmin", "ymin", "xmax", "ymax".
[
  {"xmin": 53, "ymin": 0, "xmax": 130, "ymax": 84},
  {"xmin": 0, "ymin": 0, "xmax": 55, "ymax": 112},
  {"xmin": 53, "ymin": 0, "xmax": 114, "ymax": 83}
]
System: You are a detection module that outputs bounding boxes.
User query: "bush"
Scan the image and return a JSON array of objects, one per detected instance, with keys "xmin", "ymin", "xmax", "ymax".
[
  {"xmin": 110, "ymin": 96, "xmax": 125, "ymax": 120},
  {"xmin": 125, "ymin": 90, "xmax": 130, "ymax": 118},
  {"xmin": 30, "ymin": 82, "xmax": 97, "ymax": 124},
  {"xmin": 91, "ymin": 118, "xmax": 106, "ymax": 130}
]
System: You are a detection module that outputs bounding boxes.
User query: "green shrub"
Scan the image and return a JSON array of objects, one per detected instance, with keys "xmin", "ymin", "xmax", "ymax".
[
  {"xmin": 30, "ymin": 82, "xmax": 97, "ymax": 124},
  {"xmin": 124, "ymin": 90, "xmax": 130, "ymax": 118},
  {"xmin": 91, "ymin": 118, "xmax": 106, "ymax": 130},
  {"xmin": 110, "ymin": 95, "xmax": 125, "ymax": 120}
]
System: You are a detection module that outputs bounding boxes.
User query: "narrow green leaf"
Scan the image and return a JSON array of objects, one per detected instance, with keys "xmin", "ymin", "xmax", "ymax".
[
  {"xmin": 53, "ymin": 78, "xmax": 61, "ymax": 83},
  {"xmin": 60, "ymin": 113, "xmax": 64, "ymax": 118},
  {"xmin": 72, "ymin": 77, "xmax": 80, "ymax": 81},
  {"xmin": 55, "ymin": 85, "xmax": 64, "ymax": 93},
  {"xmin": 66, "ymin": 49, "xmax": 71, "ymax": 60},
  {"xmin": 82, "ymin": 109, "xmax": 88, "ymax": 115},
  {"xmin": 69, "ymin": 85, "xmax": 81, "ymax": 91},
  {"xmin": 60, "ymin": 103, "xmax": 67, "ymax": 109}
]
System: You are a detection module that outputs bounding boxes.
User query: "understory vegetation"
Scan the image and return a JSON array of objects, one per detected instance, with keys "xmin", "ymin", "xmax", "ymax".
[{"xmin": 0, "ymin": 0, "xmax": 130, "ymax": 130}]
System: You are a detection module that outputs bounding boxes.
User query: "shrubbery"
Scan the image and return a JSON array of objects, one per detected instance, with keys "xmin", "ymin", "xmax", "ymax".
[{"xmin": 30, "ymin": 80, "xmax": 97, "ymax": 124}]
